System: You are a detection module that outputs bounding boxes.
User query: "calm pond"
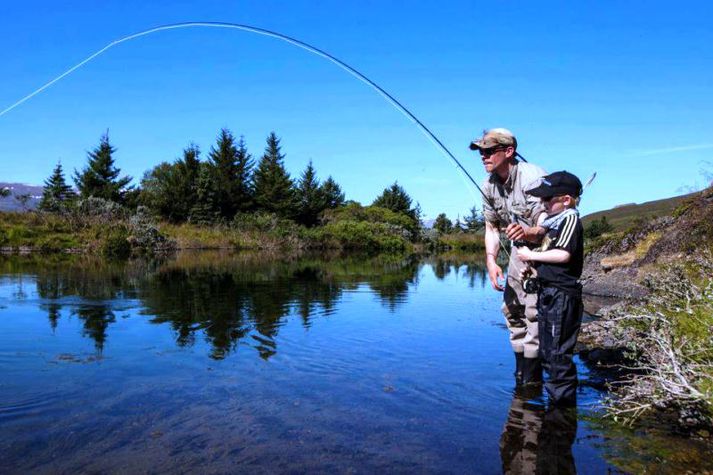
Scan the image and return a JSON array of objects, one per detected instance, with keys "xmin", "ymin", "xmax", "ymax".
[{"xmin": 0, "ymin": 252, "xmax": 710, "ymax": 474}]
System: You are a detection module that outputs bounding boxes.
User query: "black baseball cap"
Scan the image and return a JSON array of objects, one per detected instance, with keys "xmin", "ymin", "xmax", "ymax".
[{"xmin": 526, "ymin": 171, "xmax": 582, "ymax": 198}]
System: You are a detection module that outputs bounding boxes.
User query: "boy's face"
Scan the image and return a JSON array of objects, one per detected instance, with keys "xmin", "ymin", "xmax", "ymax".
[{"xmin": 542, "ymin": 195, "xmax": 567, "ymax": 214}]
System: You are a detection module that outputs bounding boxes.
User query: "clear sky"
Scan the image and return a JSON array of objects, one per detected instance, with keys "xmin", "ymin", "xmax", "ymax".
[{"xmin": 1, "ymin": 1, "xmax": 712, "ymax": 220}]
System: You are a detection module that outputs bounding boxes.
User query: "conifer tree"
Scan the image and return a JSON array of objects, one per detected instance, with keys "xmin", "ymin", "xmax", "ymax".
[
  {"xmin": 188, "ymin": 163, "xmax": 219, "ymax": 225},
  {"xmin": 464, "ymin": 205, "xmax": 485, "ymax": 232},
  {"xmin": 372, "ymin": 182, "xmax": 417, "ymax": 220},
  {"xmin": 296, "ymin": 160, "xmax": 327, "ymax": 227},
  {"xmin": 74, "ymin": 133, "xmax": 132, "ymax": 203},
  {"xmin": 139, "ymin": 144, "xmax": 201, "ymax": 222},
  {"xmin": 207, "ymin": 129, "xmax": 253, "ymax": 218},
  {"xmin": 321, "ymin": 176, "xmax": 345, "ymax": 209},
  {"xmin": 175, "ymin": 144, "xmax": 202, "ymax": 219},
  {"xmin": 39, "ymin": 161, "xmax": 76, "ymax": 212},
  {"xmin": 233, "ymin": 136, "xmax": 254, "ymax": 213},
  {"xmin": 434, "ymin": 213, "xmax": 453, "ymax": 234},
  {"xmin": 253, "ymin": 132, "xmax": 296, "ymax": 218}
]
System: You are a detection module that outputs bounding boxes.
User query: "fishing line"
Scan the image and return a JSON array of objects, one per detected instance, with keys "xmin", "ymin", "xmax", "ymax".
[{"xmin": 0, "ymin": 21, "xmax": 515, "ymax": 253}]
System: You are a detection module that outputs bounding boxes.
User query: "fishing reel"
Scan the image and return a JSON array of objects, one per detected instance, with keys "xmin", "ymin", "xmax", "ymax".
[{"xmin": 523, "ymin": 276, "xmax": 540, "ymax": 294}]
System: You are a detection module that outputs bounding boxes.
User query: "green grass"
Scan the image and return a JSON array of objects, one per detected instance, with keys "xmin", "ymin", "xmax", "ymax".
[{"xmin": 582, "ymin": 190, "xmax": 699, "ymax": 232}]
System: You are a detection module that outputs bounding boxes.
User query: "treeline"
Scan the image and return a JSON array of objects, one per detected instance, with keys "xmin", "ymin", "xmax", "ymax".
[{"xmin": 37, "ymin": 129, "xmax": 420, "ymax": 228}]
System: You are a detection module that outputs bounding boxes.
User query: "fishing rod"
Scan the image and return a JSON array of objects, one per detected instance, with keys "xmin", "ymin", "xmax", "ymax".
[{"xmin": 0, "ymin": 21, "xmax": 525, "ymax": 252}]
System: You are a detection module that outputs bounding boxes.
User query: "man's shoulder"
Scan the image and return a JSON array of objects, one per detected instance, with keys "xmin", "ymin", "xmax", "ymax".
[
  {"xmin": 481, "ymin": 174, "xmax": 497, "ymax": 195},
  {"xmin": 517, "ymin": 162, "xmax": 547, "ymax": 181}
]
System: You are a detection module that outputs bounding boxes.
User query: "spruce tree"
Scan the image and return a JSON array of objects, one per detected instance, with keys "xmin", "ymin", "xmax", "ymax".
[
  {"xmin": 207, "ymin": 129, "xmax": 253, "ymax": 219},
  {"xmin": 434, "ymin": 213, "xmax": 453, "ymax": 234},
  {"xmin": 39, "ymin": 161, "xmax": 76, "ymax": 212},
  {"xmin": 233, "ymin": 136, "xmax": 254, "ymax": 213},
  {"xmin": 188, "ymin": 163, "xmax": 219, "ymax": 225},
  {"xmin": 296, "ymin": 160, "xmax": 327, "ymax": 227},
  {"xmin": 464, "ymin": 205, "xmax": 485, "ymax": 232},
  {"xmin": 372, "ymin": 182, "xmax": 417, "ymax": 220},
  {"xmin": 321, "ymin": 176, "xmax": 345, "ymax": 209},
  {"xmin": 174, "ymin": 144, "xmax": 202, "ymax": 220},
  {"xmin": 253, "ymin": 132, "xmax": 296, "ymax": 218},
  {"xmin": 74, "ymin": 133, "xmax": 132, "ymax": 203}
]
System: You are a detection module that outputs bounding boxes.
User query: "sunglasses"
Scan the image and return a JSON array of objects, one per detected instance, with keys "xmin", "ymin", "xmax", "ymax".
[{"xmin": 478, "ymin": 146, "xmax": 508, "ymax": 157}]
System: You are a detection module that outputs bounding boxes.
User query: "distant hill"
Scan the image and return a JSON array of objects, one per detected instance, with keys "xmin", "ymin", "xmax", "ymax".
[
  {"xmin": 582, "ymin": 191, "xmax": 700, "ymax": 231},
  {"xmin": 0, "ymin": 183, "xmax": 43, "ymax": 212}
]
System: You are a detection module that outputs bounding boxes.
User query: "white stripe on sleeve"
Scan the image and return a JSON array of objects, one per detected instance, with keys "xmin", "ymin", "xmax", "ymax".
[{"xmin": 556, "ymin": 215, "xmax": 576, "ymax": 248}]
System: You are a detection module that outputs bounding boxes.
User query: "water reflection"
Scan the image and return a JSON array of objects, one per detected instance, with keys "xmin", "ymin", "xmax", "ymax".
[
  {"xmin": 500, "ymin": 389, "xmax": 577, "ymax": 474},
  {"xmin": 0, "ymin": 252, "xmax": 487, "ymax": 360}
]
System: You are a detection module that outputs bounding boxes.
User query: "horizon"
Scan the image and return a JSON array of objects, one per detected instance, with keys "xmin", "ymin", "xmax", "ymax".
[{"xmin": 1, "ymin": 1, "xmax": 711, "ymax": 220}]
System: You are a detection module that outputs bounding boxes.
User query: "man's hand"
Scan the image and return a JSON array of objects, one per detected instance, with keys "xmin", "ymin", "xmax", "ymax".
[
  {"xmin": 505, "ymin": 223, "xmax": 544, "ymax": 243},
  {"xmin": 486, "ymin": 256, "xmax": 505, "ymax": 291}
]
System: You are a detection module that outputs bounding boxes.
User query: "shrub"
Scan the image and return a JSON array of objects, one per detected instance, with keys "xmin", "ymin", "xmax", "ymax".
[
  {"xmin": 128, "ymin": 207, "xmax": 175, "ymax": 253},
  {"xmin": 101, "ymin": 227, "xmax": 131, "ymax": 259}
]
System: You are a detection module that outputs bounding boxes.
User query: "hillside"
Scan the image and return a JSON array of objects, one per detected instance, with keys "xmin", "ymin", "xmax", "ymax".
[
  {"xmin": 582, "ymin": 190, "xmax": 699, "ymax": 232},
  {"xmin": 0, "ymin": 183, "xmax": 42, "ymax": 212},
  {"xmin": 579, "ymin": 185, "xmax": 713, "ymax": 430}
]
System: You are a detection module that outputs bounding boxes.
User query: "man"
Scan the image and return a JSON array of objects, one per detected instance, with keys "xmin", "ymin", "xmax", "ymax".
[{"xmin": 469, "ymin": 128, "xmax": 546, "ymax": 386}]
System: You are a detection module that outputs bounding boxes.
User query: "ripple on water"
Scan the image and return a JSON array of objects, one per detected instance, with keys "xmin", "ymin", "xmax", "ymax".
[{"xmin": 0, "ymin": 392, "xmax": 62, "ymax": 423}]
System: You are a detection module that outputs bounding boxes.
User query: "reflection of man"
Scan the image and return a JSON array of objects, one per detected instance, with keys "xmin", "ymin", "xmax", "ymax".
[
  {"xmin": 500, "ymin": 393, "xmax": 577, "ymax": 475},
  {"xmin": 469, "ymin": 128, "xmax": 546, "ymax": 385}
]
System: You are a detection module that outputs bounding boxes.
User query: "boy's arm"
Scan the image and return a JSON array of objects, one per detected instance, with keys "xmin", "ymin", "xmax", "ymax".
[
  {"xmin": 517, "ymin": 247, "xmax": 571, "ymax": 264},
  {"xmin": 516, "ymin": 213, "xmax": 579, "ymax": 264}
]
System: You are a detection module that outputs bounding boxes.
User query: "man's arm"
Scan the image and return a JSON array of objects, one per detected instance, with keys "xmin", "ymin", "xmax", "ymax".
[{"xmin": 485, "ymin": 221, "xmax": 505, "ymax": 291}]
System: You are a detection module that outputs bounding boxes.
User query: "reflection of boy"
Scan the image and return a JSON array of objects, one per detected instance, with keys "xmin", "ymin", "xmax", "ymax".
[{"xmin": 515, "ymin": 171, "xmax": 584, "ymax": 406}]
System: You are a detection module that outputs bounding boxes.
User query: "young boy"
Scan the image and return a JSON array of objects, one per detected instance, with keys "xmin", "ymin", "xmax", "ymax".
[{"xmin": 515, "ymin": 171, "xmax": 584, "ymax": 406}]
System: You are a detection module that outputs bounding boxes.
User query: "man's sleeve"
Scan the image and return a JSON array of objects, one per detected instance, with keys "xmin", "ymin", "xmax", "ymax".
[
  {"xmin": 527, "ymin": 193, "xmax": 547, "ymax": 226},
  {"xmin": 481, "ymin": 181, "xmax": 500, "ymax": 226},
  {"xmin": 554, "ymin": 215, "xmax": 581, "ymax": 254},
  {"xmin": 523, "ymin": 168, "xmax": 547, "ymax": 225}
]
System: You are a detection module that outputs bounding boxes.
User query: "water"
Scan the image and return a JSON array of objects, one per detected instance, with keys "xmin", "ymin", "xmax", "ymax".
[{"xmin": 0, "ymin": 252, "xmax": 709, "ymax": 473}]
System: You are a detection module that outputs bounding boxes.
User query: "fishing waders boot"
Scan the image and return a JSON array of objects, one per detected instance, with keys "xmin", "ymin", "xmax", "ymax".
[
  {"xmin": 521, "ymin": 357, "xmax": 543, "ymax": 386},
  {"xmin": 514, "ymin": 352, "xmax": 525, "ymax": 385}
]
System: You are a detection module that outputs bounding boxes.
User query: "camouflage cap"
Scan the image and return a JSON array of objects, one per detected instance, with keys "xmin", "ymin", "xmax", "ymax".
[{"xmin": 469, "ymin": 128, "xmax": 518, "ymax": 151}]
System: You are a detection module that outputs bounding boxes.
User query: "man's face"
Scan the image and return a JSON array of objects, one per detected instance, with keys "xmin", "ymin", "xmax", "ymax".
[{"xmin": 480, "ymin": 143, "xmax": 513, "ymax": 175}]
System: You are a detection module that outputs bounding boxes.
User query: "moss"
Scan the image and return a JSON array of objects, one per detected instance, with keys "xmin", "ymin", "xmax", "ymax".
[{"xmin": 634, "ymin": 231, "xmax": 662, "ymax": 259}]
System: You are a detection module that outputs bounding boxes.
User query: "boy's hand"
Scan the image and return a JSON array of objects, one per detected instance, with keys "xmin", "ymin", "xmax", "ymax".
[
  {"xmin": 516, "ymin": 247, "xmax": 535, "ymax": 262},
  {"xmin": 518, "ymin": 263, "xmax": 532, "ymax": 280}
]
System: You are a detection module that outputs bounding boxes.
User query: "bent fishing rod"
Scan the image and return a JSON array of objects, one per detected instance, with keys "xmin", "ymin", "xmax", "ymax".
[{"xmin": 0, "ymin": 21, "xmax": 520, "ymax": 251}]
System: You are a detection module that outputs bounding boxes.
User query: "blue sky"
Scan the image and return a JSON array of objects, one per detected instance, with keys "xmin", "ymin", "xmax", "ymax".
[{"xmin": 1, "ymin": 1, "xmax": 711, "ymax": 220}]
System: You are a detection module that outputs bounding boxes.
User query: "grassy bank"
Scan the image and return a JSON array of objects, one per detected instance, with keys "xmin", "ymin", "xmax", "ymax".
[{"xmin": 0, "ymin": 204, "xmax": 417, "ymax": 256}]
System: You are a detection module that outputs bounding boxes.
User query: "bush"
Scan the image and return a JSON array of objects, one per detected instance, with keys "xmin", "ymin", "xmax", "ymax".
[
  {"xmin": 584, "ymin": 216, "xmax": 614, "ymax": 239},
  {"xmin": 101, "ymin": 227, "xmax": 131, "ymax": 259},
  {"xmin": 127, "ymin": 207, "xmax": 175, "ymax": 253},
  {"xmin": 321, "ymin": 203, "xmax": 418, "ymax": 241},
  {"xmin": 76, "ymin": 197, "xmax": 128, "ymax": 223},
  {"xmin": 317, "ymin": 220, "xmax": 408, "ymax": 251},
  {"xmin": 232, "ymin": 212, "xmax": 300, "ymax": 238}
]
